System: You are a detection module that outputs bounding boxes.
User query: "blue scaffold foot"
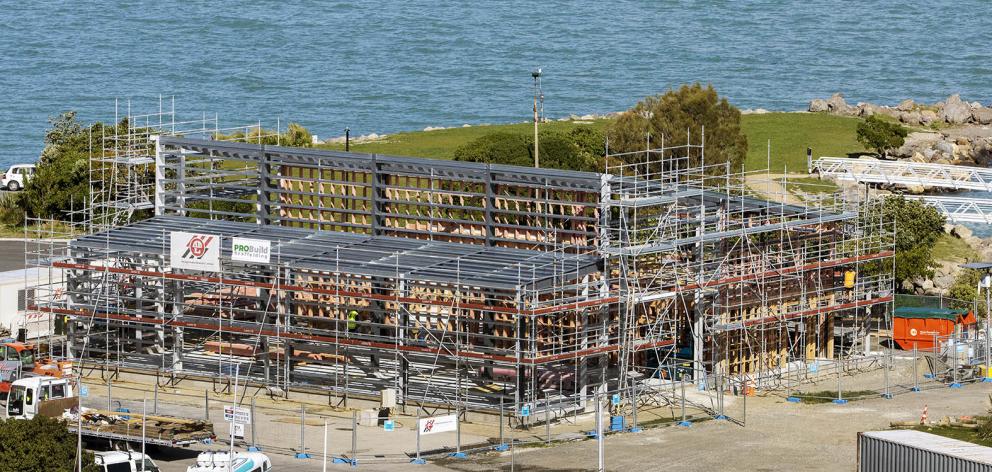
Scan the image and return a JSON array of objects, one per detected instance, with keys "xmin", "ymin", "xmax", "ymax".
[
  {"xmin": 923, "ymin": 373, "xmax": 935, "ymax": 379},
  {"xmin": 410, "ymin": 458, "xmax": 427, "ymax": 465},
  {"xmin": 950, "ymin": 383, "xmax": 963, "ymax": 389},
  {"xmin": 832, "ymin": 399, "xmax": 848, "ymax": 405},
  {"xmin": 586, "ymin": 430, "xmax": 599, "ymax": 438},
  {"xmin": 333, "ymin": 457, "xmax": 351, "ymax": 464},
  {"xmin": 447, "ymin": 452, "xmax": 467, "ymax": 459},
  {"xmin": 713, "ymin": 415, "xmax": 728, "ymax": 421},
  {"xmin": 295, "ymin": 453, "xmax": 312, "ymax": 459},
  {"xmin": 247, "ymin": 446, "xmax": 261, "ymax": 452},
  {"xmin": 786, "ymin": 396, "xmax": 801, "ymax": 403},
  {"xmin": 982, "ymin": 378, "xmax": 992, "ymax": 383},
  {"xmin": 629, "ymin": 426, "xmax": 644, "ymax": 432},
  {"xmin": 493, "ymin": 443, "xmax": 509, "ymax": 452},
  {"xmin": 910, "ymin": 387, "xmax": 921, "ymax": 392},
  {"xmin": 880, "ymin": 393, "xmax": 893, "ymax": 399},
  {"xmin": 677, "ymin": 420, "xmax": 692, "ymax": 427}
]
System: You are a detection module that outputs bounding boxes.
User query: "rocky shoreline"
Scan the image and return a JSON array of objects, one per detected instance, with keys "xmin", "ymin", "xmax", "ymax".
[{"xmin": 809, "ymin": 93, "xmax": 992, "ymax": 169}]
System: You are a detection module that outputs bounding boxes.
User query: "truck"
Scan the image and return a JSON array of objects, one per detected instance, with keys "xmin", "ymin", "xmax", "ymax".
[
  {"xmin": 186, "ymin": 451, "xmax": 272, "ymax": 472},
  {"xmin": 0, "ymin": 341, "xmax": 73, "ymax": 397},
  {"xmin": 6, "ymin": 376, "xmax": 215, "ymax": 448}
]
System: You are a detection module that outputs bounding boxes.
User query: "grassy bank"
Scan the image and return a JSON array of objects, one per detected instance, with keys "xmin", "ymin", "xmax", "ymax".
[
  {"xmin": 318, "ymin": 119, "xmax": 611, "ymax": 159},
  {"xmin": 317, "ymin": 112, "xmax": 865, "ymax": 173}
]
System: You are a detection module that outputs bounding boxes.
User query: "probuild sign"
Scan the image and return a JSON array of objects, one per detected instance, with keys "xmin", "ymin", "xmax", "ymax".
[
  {"xmin": 232, "ymin": 237, "xmax": 271, "ymax": 264},
  {"xmin": 170, "ymin": 231, "xmax": 220, "ymax": 271}
]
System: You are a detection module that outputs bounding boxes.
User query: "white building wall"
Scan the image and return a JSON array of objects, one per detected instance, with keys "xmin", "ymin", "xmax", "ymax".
[{"xmin": 0, "ymin": 268, "xmax": 64, "ymax": 340}]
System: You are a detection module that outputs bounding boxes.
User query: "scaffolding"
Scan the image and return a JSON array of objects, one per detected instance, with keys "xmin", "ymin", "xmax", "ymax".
[{"xmin": 25, "ymin": 109, "xmax": 894, "ymax": 419}]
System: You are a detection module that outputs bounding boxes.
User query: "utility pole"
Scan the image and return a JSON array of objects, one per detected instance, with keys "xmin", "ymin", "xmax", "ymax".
[{"xmin": 532, "ymin": 68, "xmax": 542, "ymax": 168}]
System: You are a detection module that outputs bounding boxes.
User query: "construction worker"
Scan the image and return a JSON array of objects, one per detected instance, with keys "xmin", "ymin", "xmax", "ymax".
[{"xmin": 347, "ymin": 310, "xmax": 359, "ymax": 332}]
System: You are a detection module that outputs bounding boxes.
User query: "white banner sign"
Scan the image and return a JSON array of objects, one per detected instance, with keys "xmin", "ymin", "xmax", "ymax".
[
  {"xmin": 170, "ymin": 232, "xmax": 220, "ymax": 271},
  {"xmin": 223, "ymin": 405, "xmax": 251, "ymax": 424},
  {"xmin": 418, "ymin": 414, "xmax": 457, "ymax": 435},
  {"xmin": 232, "ymin": 237, "xmax": 271, "ymax": 264},
  {"xmin": 229, "ymin": 422, "xmax": 245, "ymax": 440}
]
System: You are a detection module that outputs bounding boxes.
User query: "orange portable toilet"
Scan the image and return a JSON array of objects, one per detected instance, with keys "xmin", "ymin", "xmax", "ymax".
[{"xmin": 892, "ymin": 306, "xmax": 976, "ymax": 351}]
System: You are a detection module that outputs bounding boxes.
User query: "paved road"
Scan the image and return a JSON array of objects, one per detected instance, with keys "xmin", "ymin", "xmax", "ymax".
[{"xmin": 0, "ymin": 241, "xmax": 27, "ymax": 272}]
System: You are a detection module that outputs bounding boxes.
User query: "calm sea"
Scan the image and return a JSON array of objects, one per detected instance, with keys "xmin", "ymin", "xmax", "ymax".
[{"xmin": 1, "ymin": 1, "xmax": 990, "ymax": 167}]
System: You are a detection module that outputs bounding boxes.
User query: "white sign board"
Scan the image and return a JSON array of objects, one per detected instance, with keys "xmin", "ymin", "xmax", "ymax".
[
  {"xmin": 170, "ymin": 232, "xmax": 220, "ymax": 271},
  {"xmin": 229, "ymin": 422, "xmax": 245, "ymax": 440},
  {"xmin": 418, "ymin": 414, "xmax": 457, "ymax": 435},
  {"xmin": 232, "ymin": 237, "xmax": 271, "ymax": 264},
  {"xmin": 223, "ymin": 405, "xmax": 251, "ymax": 424}
]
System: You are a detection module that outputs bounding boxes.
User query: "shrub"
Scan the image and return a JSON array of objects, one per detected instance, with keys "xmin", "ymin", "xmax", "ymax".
[
  {"xmin": 856, "ymin": 115, "xmax": 908, "ymax": 157},
  {"xmin": 453, "ymin": 128, "xmax": 604, "ymax": 172},
  {"xmin": 606, "ymin": 83, "xmax": 747, "ymax": 172},
  {"xmin": 0, "ymin": 416, "xmax": 99, "ymax": 471},
  {"xmin": 867, "ymin": 196, "xmax": 945, "ymax": 287}
]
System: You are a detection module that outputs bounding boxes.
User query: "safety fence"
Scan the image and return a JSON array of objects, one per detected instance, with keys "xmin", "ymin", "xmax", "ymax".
[{"xmin": 70, "ymin": 370, "xmax": 742, "ymax": 467}]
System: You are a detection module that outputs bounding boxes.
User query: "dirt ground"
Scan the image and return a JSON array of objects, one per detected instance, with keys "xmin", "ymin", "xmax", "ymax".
[{"xmin": 109, "ymin": 355, "xmax": 992, "ymax": 472}]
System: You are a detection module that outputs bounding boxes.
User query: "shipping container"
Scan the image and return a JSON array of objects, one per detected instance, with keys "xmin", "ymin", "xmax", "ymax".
[{"xmin": 858, "ymin": 430, "xmax": 992, "ymax": 472}]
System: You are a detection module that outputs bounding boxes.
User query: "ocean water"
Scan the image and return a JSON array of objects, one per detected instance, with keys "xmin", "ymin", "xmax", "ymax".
[{"xmin": 1, "ymin": 1, "xmax": 991, "ymax": 168}]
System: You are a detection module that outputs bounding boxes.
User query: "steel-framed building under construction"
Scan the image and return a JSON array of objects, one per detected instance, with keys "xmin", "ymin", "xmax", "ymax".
[{"xmin": 28, "ymin": 116, "xmax": 895, "ymax": 416}]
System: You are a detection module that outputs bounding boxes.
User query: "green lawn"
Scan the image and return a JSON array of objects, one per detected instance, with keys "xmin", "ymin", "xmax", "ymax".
[
  {"xmin": 317, "ymin": 119, "xmax": 611, "ymax": 159},
  {"xmin": 911, "ymin": 423, "xmax": 992, "ymax": 448},
  {"xmin": 932, "ymin": 233, "xmax": 980, "ymax": 263},
  {"xmin": 316, "ymin": 112, "xmax": 865, "ymax": 175},
  {"xmin": 741, "ymin": 112, "xmax": 864, "ymax": 173}
]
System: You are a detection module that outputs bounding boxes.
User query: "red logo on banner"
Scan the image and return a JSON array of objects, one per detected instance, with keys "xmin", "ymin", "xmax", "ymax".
[
  {"xmin": 423, "ymin": 419, "xmax": 435, "ymax": 433},
  {"xmin": 183, "ymin": 235, "xmax": 214, "ymax": 259}
]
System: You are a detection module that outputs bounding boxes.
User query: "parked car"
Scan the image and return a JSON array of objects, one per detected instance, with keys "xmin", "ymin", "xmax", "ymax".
[
  {"xmin": 94, "ymin": 451, "xmax": 160, "ymax": 472},
  {"xmin": 1, "ymin": 164, "xmax": 35, "ymax": 191}
]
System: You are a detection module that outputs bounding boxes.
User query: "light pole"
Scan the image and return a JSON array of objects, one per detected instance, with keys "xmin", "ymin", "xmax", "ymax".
[
  {"xmin": 532, "ymin": 68, "xmax": 542, "ymax": 168},
  {"xmin": 960, "ymin": 262, "xmax": 992, "ymax": 382}
]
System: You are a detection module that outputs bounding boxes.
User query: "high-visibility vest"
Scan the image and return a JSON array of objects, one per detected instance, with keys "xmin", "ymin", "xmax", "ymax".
[{"xmin": 347, "ymin": 311, "xmax": 358, "ymax": 330}]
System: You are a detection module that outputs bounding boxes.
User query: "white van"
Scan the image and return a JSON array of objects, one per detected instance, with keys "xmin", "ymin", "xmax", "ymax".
[
  {"xmin": 95, "ymin": 451, "xmax": 160, "ymax": 472},
  {"xmin": 1, "ymin": 164, "xmax": 35, "ymax": 191}
]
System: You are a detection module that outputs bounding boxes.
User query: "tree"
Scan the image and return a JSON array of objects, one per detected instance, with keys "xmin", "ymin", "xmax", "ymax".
[
  {"xmin": 0, "ymin": 416, "xmax": 99, "ymax": 471},
  {"xmin": 948, "ymin": 269, "xmax": 986, "ymax": 314},
  {"xmin": 606, "ymin": 83, "xmax": 747, "ymax": 172},
  {"xmin": 0, "ymin": 112, "xmax": 109, "ymax": 227},
  {"xmin": 856, "ymin": 115, "xmax": 908, "ymax": 157},
  {"xmin": 868, "ymin": 196, "xmax": 945, "ymax": 287},
  {"xmin": 453, "ymin": 128, "xmax": 604, "ymax": 172}
]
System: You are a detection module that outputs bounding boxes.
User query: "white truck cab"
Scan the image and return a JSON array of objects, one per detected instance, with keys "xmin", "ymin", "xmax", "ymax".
[
  {"xmin": 186, "ymin": 451, "xmax": 272, "ymax": 472},
  {"xmin": 1, "ymin": 164, "xmax": 35, "ymax": 191},
  {"xmin": 6, "ymin": 375, "xmax": 74, "ymax": 419},
  {"xmin": 95, "ymin": 451, "xmax": 160, "ymax": 472}
]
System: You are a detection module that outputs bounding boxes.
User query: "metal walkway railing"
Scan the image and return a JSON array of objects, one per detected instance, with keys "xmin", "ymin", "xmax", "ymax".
[
  {"xmin": 811, "ymin": 157, "xmax": 992, "ymax": 192},
  {"xmin": 904, "ymin": 195, "xmax": 992, "ymax": 224}
]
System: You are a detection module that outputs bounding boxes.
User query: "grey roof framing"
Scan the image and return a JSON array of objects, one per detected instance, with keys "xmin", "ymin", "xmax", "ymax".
[
  {"xmin": 71, "ymin": 216, "xmax": 600, "ymax": 291},
  {"xmin": 158, "ymin": 136, "xmax": 604, "ymax": 192}
]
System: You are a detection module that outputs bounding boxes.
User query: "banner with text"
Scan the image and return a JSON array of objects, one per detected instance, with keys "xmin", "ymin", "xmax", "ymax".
[
  {"xmin": 170, "ymin": 231, "xmax": 220, "ymax": 272},
  {"xmin": 418, "ymin": 414, "xmax": 457, "ymax": 435},
  {"xmin": 232, "ymin": 237, "xmax": 271, "ymax": 264}
]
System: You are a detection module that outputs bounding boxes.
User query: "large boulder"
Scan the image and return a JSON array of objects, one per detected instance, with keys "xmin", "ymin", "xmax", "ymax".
[
  {"xmin": 899, "ymin": 111, "xmax": 922, "ymax": 125},
  {"xmin": 973, "ymin": 107, "xmax": 992, "ymax": 125},
  {"xmin": 808, "ymin": 99, "xmax": 829, "ymax": 112},
  {"xmin": 896, "ymin": 99, "xmax": 916, "ymax": 111},
  {"xmin": 920, "ymin": 110, "xmax": 938, "ymax": 125},
  {"xmin": 942, "ymin": 94, "xmax": 972, "ymax": 124},
  {"xmin": 827, "ymin": 93, "xmax": 855, "ymax": 115}
]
